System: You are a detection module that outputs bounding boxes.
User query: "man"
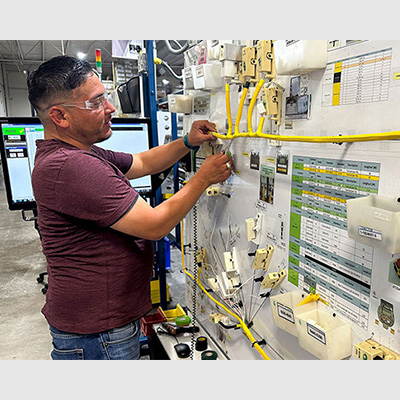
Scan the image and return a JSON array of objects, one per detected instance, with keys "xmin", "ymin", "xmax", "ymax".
[{"xmin": 27, "ymin": 55, "xmax": 233, "ymax": 360}]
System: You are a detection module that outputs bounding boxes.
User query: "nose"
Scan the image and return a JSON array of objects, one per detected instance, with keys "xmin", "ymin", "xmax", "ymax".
[{"xmin": 104, "ymin": 97, "xmax": 116, "ymax": 114}]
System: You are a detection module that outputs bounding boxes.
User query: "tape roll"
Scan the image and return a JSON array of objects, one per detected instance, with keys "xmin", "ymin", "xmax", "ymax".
[
  {"xmin": 201, "ymin": 350, "xmax": 218, "ymax": 360},
  {"xmin": 195, "ymin": 336, "xmax": 208, "ymax": 351},
  {"xmin": 175, "ymin": 315, "xmax": 191, "ymax": 326}
]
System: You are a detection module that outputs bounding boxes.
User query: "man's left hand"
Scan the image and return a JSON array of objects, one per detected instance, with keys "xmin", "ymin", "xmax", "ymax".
[{"xmin": 186, "ymin": 120, "xmax": 217, "ymax": 147}]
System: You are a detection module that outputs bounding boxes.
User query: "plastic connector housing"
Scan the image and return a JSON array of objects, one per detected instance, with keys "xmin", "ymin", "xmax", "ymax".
[
  {"xmin": 196, "ymin": 247, "xmax": 207, "ymax": 266},
  {"xmin": 207, "ymin": 277, "xmax": 219, "ymax": 292},
  {"xmin": 253, "ymin": 248, "xmax": 267, "ymax": 270},
  {"xmin": 245, "ymin": 218, "xmax": 256, "ymax": 241},
  {"xmin": 245, "ymin": 214, "xmax": 262, "ymax": 244},
  {"xmin": 201, "ymin": 140, "xmax": 224, "ymax": 158},
  {"xmin": 242, "ymin": 46, "xmax": 256, "ymax": 78},
  {"xmin": 252, "ymin": 245, "xmax": 274, "ymax": 271},
  {"xmin": 221, "ymin": 60, "xmax": 237, "ymax": 79},
  {"xmin": 354, "ymin": 339, "xmax": 400, "ymax": 360},
  {"xmin": 223, "ymin": 251, "xmax": 234, "ymax": 272},
  {"xmin": 210, "ymin": 313, "xmax": 230, "ymax": 325},
  {"xmin": 261, "ymin": 269, "xmax": 287, "ymax": 289},
  {"xmin": 256, "ymin": 40, "xmax": 273, "ymax": 73},
  {"xmin": 206, "ymin": 186, "xmax": 220, "ymax": 196}
]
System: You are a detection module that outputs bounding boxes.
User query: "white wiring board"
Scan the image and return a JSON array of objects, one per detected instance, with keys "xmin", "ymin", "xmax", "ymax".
[{"xmin": 181, "ymin": 40, "xmax": 400, "ymax": 360}]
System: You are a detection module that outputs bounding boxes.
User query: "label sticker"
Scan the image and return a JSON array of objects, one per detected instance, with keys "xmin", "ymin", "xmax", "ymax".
[
  {"xmin": 358, "ymin": 226, "xmax": 382, "ymax": 241},
  {"xmin": 277, "ymin": 302, "xmax": 295, "ymax": 324},
  {"xmin": 307, "ymin": 323, "xmax": 326, "ymax": 345}
]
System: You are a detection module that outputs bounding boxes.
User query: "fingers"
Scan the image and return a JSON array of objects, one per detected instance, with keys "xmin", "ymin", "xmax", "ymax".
[
  {"xmin": 212, "ymin": 152, "xmax": 235, "ymax": 175},
  {"xmin": 194, "ymin": 119, "xmax": 217, "ymax": 133}
]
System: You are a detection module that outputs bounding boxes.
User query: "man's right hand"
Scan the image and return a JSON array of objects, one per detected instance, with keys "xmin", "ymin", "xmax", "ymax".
[{"xmin": 196, "ymin": 151, "xmax": 234, "ymax": 186}]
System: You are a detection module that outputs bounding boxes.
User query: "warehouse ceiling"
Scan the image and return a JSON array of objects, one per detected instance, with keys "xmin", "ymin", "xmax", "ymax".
[{"xmin": 0, "ymin": 40, "xmax": 187, "ymax": 95}]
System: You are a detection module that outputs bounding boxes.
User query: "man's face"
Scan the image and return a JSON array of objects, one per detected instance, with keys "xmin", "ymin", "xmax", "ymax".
[{"xmin": 66, "ymin": 74, "xmax": 116, "ymax": 146}]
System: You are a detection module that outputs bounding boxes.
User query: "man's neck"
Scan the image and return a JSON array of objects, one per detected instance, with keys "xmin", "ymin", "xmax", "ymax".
[{"xmin": 44, "ymin": 129, "xmax": 91, "ymax": 151}]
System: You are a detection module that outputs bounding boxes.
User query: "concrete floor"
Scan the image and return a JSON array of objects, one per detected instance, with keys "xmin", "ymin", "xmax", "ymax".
[{"xmin": 0, "ymin": 167, "xmax": 186, "ymax": 360}]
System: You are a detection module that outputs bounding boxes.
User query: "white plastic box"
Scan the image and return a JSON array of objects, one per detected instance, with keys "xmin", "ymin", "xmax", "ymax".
[
  {"xmin": 193, "ymin": 63, "xmax": 223, "ymax": 90},
  {"xmin": 295, "ymin": 308, "xmax": 352, "ymax": 360},
  {"xmin": 347, "ymin": 195, "xmax": 400, "ymax": 254},
  {"xmin": 274, "ymin": 40, "xmax": 328, "ymax": 75},
  {"xmin": 270, "ymin": 292, "xmax": 317, "ymax": 336},
  {"xmin": 182, "ymin": 66, "xmax": 194, "ymax": 90},
  {"xmin": 168, "ymin": 94, "xmax": 193, "ymax": 114}
]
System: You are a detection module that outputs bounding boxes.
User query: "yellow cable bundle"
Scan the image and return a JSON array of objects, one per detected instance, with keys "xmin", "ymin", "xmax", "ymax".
[
  {"xmin": 180, "ymin": 220, "xmax": 271, "ymax": 360},
  {"xmin": 215, "ymin": 78, "xmax": 400, "ymax": 143},
  {"xmin": 213, "ymin": 129, "xmax": 400, "ymax": 143}
]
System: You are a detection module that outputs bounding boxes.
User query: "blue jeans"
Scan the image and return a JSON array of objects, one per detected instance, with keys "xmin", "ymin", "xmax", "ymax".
[{"xmin": 49, "ymin": 320, "xmax": 142, "ymax": 360}]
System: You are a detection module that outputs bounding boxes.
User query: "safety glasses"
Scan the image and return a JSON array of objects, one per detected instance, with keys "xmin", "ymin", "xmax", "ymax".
[{"xmin": 47, "ymin": 92, "xmax": 110, "ymax": 111}]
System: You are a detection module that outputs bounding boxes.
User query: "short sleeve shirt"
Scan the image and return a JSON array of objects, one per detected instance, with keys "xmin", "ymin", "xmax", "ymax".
[{"xmin": 32, "ymin": 139, "xmax": 154, "ymax": 334}]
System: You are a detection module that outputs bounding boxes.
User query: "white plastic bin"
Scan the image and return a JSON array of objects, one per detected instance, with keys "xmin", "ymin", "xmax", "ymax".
[
  {"xmin": 274, "ymin": 40, "xmax": 328, "ymax": 75},
  {"xmin": 270, "ymin": 292, "xmax": 317, "ymax": 337},
  {"xmin": 347, "ymin": 195, "xmax": 400, "ymax": 254},
  {"xmin": 295, "ymin": 308, "xmax": 352, "ymax": 360}
]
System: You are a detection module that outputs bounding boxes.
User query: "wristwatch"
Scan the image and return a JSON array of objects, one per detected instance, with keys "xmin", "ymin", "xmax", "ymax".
[{"xmin": 183, "ymin": 134, "xmax": 200, "ymax": 151}]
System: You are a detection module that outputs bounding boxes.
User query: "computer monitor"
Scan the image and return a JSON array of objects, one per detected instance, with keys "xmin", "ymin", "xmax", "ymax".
[{"xmin": 0, "ymin": 116, "xmax": 155, "ymax": 211}]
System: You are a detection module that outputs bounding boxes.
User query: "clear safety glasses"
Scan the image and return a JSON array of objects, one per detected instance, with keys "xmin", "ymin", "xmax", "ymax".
[{"xmin": 47, "ymin": 92, "xmax": 111, "ymax": 111}]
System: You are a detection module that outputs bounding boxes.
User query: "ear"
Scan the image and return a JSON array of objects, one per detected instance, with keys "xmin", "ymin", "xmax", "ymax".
[{"xmin": 48, "ymin": 106, "xmax": 70, "ymax": 129}]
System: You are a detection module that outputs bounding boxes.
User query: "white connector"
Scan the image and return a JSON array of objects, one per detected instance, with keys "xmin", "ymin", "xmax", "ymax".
[
  {"xmin": 201, "ymin": 139, "xmax": 224, "ymax": 158},
  {"xmin": 261, "ymin": 269, "xmax": 287, "ymax": 289},
  {"xmin": 209, "ymin": 313, "xmax": 230, "ymax": 325},
  {"xmin": 245, "ymin": 218, "xmax": 256, "ymax": 241},
  {"xmin": 206, "ymin": 186, "xmax": 220, "ymax": 196},
  {"xmin": 207, "ymin": 277, "xmax": 219, "ymax": 292},
  {"xmin": 219, "ymin": 247, "xmax": 241, "ymax": 298},
  {"xmin": 245, "ymin": 214, "xmax": 262, "ymax": 244},
  {"xmin": 223, "ymin": 251, "xmax": 234, "ymax": 272},
  {"xmin": 252, "ymin": 245, "xmax": 274, "ymax": 271},
  {"xmin": 221, "ymin": 60, "xmax": 238, "ymax": 79},
  {"xmin": 223, "ymin": 247, "xmax": 240, "ymax": 274}
]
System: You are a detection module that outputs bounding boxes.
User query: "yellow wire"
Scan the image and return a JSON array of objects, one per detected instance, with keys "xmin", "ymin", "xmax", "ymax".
[
  {"xmin": 180, "ymin": 220, "xmax": 271, "ymax": 360},
  {"xmin": 225, "ymin": 83, "xmax": 233, "ymax": 136},
  {"xmin": 247, "ymin": 79, "xmax": 265, "ymax": 136},
  {"xmin": 235, "ymin": 85, "xmax": 249, "ymax": 135}
]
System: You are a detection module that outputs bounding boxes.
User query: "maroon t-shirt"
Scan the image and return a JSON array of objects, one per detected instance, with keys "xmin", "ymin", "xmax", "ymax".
[{"xmin": 32, "ymin": 139, "xmax": 154, "ymax": 334}]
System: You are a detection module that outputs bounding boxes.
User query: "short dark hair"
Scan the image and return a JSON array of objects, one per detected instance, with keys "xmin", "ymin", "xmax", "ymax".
[{"xmin": 27, "ymin": 55, "xmax": 93, "ymax": 112}]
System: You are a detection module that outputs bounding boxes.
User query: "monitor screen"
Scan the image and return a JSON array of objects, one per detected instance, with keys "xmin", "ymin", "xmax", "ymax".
[{"xmin": 0, "ymin": 116, "xmax": 154, "ymax": 211}]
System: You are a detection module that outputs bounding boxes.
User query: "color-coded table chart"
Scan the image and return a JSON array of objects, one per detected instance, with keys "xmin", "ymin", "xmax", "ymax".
[
  {"xmin": 288, "ymin": 156, "xmax": 380, "ymax": 329},
  {"xmin": 322, "ymin": 48, "xmax": 392, "ymax": 107}
]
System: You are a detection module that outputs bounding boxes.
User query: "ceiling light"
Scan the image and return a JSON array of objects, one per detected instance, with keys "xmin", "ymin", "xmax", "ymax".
[{"xmin": 77, "ymin": 52, "xmax": 86, "ymax": 60}]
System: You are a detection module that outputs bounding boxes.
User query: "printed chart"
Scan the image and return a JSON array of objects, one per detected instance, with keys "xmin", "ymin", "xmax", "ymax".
[
  {"xmin": 288, "ymin": 156, "xmax": 381, "ymax": 329},
  {"xmin": 322, "ymin": 48, "xmax": 392, "ymax": 107}
]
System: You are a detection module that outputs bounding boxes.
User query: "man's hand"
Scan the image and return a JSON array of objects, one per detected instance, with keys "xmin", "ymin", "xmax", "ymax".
[
  {"xmin": 186, "ymin": 120, "xmax": 217, "ymax": 147},
  {"xmin": 196, "ymin": 151, "xmax": 234, "ymax": 186}
]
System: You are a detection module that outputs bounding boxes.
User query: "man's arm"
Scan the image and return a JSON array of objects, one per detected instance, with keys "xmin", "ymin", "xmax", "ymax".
[
  {"xmin": 111, "ymin": 151, "xmax": 233, "ymax": 240},
  {"xmin": 125, "ymin": 120, "xmax": 216, "ymax": 180}
]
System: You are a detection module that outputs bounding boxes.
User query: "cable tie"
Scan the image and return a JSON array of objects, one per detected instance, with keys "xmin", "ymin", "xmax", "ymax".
[{"xmin": 252, "ymin": 339, "xmax": 266, "ymax": 347}]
